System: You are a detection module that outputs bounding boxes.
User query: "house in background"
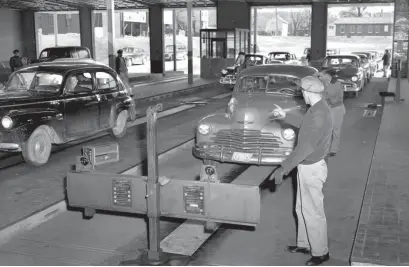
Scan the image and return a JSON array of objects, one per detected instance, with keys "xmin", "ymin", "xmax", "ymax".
[
  {"xmin": 327, "ymin": 23, "xmax": 336, "ymax": 37},
  {"xmin": 333, "ymin": 16, "xmax": 393, "ymax": 37},
  {"xmin": 264, "ymin": 15, "xmax": 289, "ymax": 36}
]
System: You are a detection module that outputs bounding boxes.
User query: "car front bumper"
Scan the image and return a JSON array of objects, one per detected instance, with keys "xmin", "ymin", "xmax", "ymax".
[
  {"xmin": 193, "ymin": 144, "xmax": 292, "ymax": 165},
  {"xmin": 0, "ymin": 131, "xmax": 23, "ymax": 152},
  {"xmin": 220, "ymin": 75, "xmax": 236, "ymax": 85},
  {"xmin": 342, "ymin": 82, "xmax": 360, "ymax": 92}
]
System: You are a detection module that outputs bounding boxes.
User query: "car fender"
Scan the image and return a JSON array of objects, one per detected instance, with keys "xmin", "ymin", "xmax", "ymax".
[
  {"xmin": 109, "ymin": 96, "xmax": 136, "ymax": 127},
  {"xmin": 6, "ymin": 109, "xmax": 65, "ymax": 143}
]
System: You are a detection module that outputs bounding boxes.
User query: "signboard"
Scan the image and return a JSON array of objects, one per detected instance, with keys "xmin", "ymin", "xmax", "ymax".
[{"xmin": 123, "ymin": 12, "xmax": 146, "ymax": 23}]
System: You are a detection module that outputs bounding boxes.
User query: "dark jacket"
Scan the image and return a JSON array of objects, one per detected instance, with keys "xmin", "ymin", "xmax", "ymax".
[
  {"xmin": 382, "ymin": 53, "xmax": 391, "ymax": 66},
  {"xmin": 281, "ymin": 99, "xmax": 333, "ymax": 174},
  {"xmin": 115, "ymin": 56, "xmax": 128, "ymax": 74},
  {"xmin": 9, "ymin": 56, "xmax": 23, "ymax": 72},
  {"xmin": 324, "ymin": 80, "xmax": 344, "ymax": 107}
]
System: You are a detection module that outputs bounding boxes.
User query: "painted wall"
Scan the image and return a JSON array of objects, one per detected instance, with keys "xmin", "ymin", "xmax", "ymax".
[
  {"xmin": 0, "ymin": 8, "xmax": 23, "ymax": 64},
  {"xmin": 335, "ymin": 24, "xmax": 393, "ymax": 36},
  {"xmin": 217, "ymin": 1, "xmax": 250, "ymax": 29}
]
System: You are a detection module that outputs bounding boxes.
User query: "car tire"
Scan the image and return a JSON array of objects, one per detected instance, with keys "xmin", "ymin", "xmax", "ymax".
[
  {"xmin": 22, "ymin": 126, "xmax": 52, "ymax": 167},
  {"xmin": 110, "ymin": 110, "xmax": 128, "ymax": 139}
]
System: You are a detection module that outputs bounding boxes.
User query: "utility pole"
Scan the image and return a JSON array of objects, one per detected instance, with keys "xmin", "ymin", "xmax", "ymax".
[{"xmin": 275, "ymin": 8, "xmax": 278, "ymax": 36}]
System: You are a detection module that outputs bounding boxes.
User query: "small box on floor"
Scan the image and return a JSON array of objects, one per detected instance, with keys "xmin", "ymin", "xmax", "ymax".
[{"xmin": 82, "ymin": 143, "xmax": 120, "ymax": 167}]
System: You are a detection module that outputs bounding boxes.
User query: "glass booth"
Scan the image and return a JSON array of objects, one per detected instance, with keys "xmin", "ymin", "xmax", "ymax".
[{"xmin": 200, "ymin": 28, "xmax": 250, "ymax": 78}]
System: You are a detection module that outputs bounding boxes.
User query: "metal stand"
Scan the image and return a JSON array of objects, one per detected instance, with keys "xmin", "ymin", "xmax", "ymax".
[
  {"xmin": 395, "ymin": 59, "xmax": 403, "ymax": 102},
  {"xmin": 119, "ymin": 104, "xmax": 190, "ymax": 266}
]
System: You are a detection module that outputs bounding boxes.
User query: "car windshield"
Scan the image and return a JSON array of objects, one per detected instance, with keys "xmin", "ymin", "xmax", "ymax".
[
  {"xmin": 245, "ymin": 56, "xmax": 264, "ymax": 66},
  {"xmin": 237, "ymin": 75, "xmax": 301, "ymax": 94},
  {"xmin": 324, "ymin": 57, "xmax": 358, "ymax": 68},
  {"xmin": 3, "ymin": 71, "xmax": 63, "ymax": 94},
  {"xmin": 123, "ymin": 47, "xmax": 134, "ymax": 53},
  {"xmin": 270, "ymin": 53, "xmax": 290, "ymax": 61},
  {"xmin": 40, "ymin": 48, "xmax": 71, "ymax": 59}
]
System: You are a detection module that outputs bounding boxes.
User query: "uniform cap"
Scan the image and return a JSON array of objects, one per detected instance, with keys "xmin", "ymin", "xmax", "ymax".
[
  {"xmin": 117, "ymin": 49, "xmax": 123, "ymax": 54},
  {"xmin": 297, "ymin": 75, "xmax": 325, "ymax": 93}
]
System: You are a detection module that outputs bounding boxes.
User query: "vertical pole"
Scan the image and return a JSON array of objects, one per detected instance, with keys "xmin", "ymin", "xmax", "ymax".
[
  {"xmin": 275, "ymin": 8, "xmax": 278, "ymax": 36},
  {"xmin": 106, "ymin": 0, "xmax": 115, "ymax": 69},
  {"xmin": 253, "ymin": 8, "xmax": 257, "ymax": 53},
  {"xmin": 396, "ymin": 59, "xmax": 401, "ymax": 102},
  {"xmin": 172, "ymin": 9, "xmax": 177, "ymax": 72},
  {"xmin": 146, "ymin": 104, "xmax": 163, "ymax": 261},
  {"xmin": 187, "ymin": 0, "xmax": 193, "ymax": 84},
  {"xmin": 53, "ymin": 13, "xmax": 58, "ymax": 46}
]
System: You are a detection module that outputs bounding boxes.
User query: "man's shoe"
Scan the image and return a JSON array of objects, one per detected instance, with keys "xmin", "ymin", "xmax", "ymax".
[
  {"xmin": 285, "ymin": 246, "xmax": 311, "ymax": 254},
  {"xmin": 305, "ymin": 253, "xmax": 330, "ymax": 266}
]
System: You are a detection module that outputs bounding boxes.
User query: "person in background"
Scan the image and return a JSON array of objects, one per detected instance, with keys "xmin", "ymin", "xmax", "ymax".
[
  {"xmin": 269, "ymin": 75, "xmax": 333, "ymax": 266},
  {"xmin": 235, "ymin": 52, "xmax": 246, "ymax": 73},
  {"xmin": 382, "ymin": 49, "xmax": 391, "ymax": 78},
  {"xmin": 316, "ymin": 69, "xmax": 346, "ymax": 156},
  {"xmin": 10, "ymin": 49, "xmax": 23, "ymax": 72},
  {"xmin": 115, "ymin": 49, "xmax": 129, "ymax": 85}
]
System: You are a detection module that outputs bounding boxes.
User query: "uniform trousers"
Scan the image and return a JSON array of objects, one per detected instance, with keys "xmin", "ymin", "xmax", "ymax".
[{"xmin": 296, "ymin": 159, "xmax": 329, "ymax": 256}]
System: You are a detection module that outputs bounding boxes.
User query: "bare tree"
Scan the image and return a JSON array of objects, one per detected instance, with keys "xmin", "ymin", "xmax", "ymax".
[
  {"xmin": 290, "ymin": 9, "xmax": 311, "ymax": 36},
  {"xmin": 340, "ymin": 6, "xmax": 368, "ymax": 17}
]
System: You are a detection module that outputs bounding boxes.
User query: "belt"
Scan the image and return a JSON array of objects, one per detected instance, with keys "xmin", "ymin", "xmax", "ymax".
[{"xmin": 330, "ymin": 102, "xmax": 344, "ymax": 108}]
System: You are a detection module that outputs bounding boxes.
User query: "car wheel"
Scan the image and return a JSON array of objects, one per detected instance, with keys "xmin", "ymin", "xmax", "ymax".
[
  {"xmin": 110, "ymin": 110, "xmax": 128, "ymax": 139},
  {"xmin": 22, "ymin": 126, "xmax": 52, "ymax": 166}
]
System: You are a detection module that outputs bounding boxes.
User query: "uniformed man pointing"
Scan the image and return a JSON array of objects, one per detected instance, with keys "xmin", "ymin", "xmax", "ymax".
[{"xmin": 269, "ymin": 75, "xmax": 333, "ymax": 266}]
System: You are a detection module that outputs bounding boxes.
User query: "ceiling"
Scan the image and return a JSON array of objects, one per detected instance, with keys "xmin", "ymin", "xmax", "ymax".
[{"xmin": 0, "ymin": 0, "xmax": 395, "ymax": 11}]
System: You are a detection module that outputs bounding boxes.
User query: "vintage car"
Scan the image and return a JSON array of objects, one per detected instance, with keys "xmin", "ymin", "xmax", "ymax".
[
  {"xmin": 301, "ymin": 48, "xmax": 339, "ymax": 61},
  {"xmin": 322, "ymin": 54, "xmax": 366, "ymax": 98},
  {"xmin": 122, "ymin": 47, "xmax": 149, "ymax": 66},
  {"xmin": 351, "ymin": 52, "xmax": 377, "ymax": 77},
  {"xmin": 367, "ymin": 50, "xmax": 384, "ymax": 70},
  {"xmin": 194, "ymin": 64, "xmax": 319, "ymax": 168},
  {"xmin": 0, "ymin": 61, "xmax": 137, "ymax": 166},
  {"xmin": 350, "ymin": 53, "xmax": 372, "ymax": 83},
  {"xmin": 164, "ymin": 44, "xmax": 187, "ymax": 61},
  {"xmin": 268, "ymin": 52, "xmax": 301, "ymax": 65},
  {"xmin": 220, "ymin": 54, "xmax": 270, "ymax": 86},
  {"xmin": 32, "ymin": 46, "xmax": 92, "ymax": 64}
]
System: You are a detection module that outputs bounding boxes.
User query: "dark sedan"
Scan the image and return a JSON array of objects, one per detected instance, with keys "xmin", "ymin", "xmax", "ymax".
[
  {"xmin": 0, "ymin": 61, "xmax": 137, "ymax": 166},
  {"xmin": 122, "ymin": 47, "xmax": 149, "ymax": 66}
]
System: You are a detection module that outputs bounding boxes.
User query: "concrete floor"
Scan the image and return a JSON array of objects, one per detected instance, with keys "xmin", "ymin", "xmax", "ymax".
[{"xmin": 0, "ymin": 76, "xmax": 389, "ymax": 266}]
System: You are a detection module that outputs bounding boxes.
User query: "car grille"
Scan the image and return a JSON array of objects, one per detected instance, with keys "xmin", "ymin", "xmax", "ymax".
[{"xmin": 211, "ymin": 129, "xmax": 283, "ymax": 153}]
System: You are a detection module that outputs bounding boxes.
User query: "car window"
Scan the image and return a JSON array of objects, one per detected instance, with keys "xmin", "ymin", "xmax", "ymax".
[
  {"xmin": 3, "ymin": 72, "xmax": 63, "ymax": 95},
  {"xmin": 245, "ymin": 56, "xmax": 264, "ymax": 66},
  {"xmin": 6, "ymin": 72, "xmax": 36, "ymax": 91},
  {"xmin": 40, "ymin": 48, "xmax": 71, "ymax": 59},
  {"xmin": 270, "ymin": 53, "xmax": 290, "ymax": 61},
  {"xmin": 236, "ymin": 75, "xmax": 301, "ymax": 94},
  {"xmin": 95, "ymin": 71, "xmax": 118, "ymax": 91},
  {"xmin": 72, "ymin": 49, "xmax": 90, "ymax": 59},
  {"xmin": 123, "ymin": 48, "xmax": 133, "ymax": 53},
  {"xmin": 324, "ymin": 58, "xmax": 358, "ymax": 68},
  {"xmin": 65, "ymin": 72, "xmax": 93, "ymax": 94}
]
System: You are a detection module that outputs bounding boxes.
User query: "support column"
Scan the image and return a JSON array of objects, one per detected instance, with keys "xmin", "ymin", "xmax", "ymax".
[
  {"xmin": 217, "ymin": 0, "xmax": 250, "ymax": 29},
  {"xmin": 172, "ymin": 9, "xmax": 177, "ymax": 72},
  {"xmin": 187, "ymin": 0, "xmax": 193, "ymax": 84},
  {"xmin": 106, "ymin": 0, "xmax": 115, "ymax": 69},
  {"xmin": 79, "ymin": 7, "xmax": 95, "ymax": 59},
  {"xmin": 20, "ymin": 11, "xmax": 37, "ymax": 60},
  {"xmin": 310, "ymin": 1, "xmax": 328, "ymax": 68},
  {"xmin": 149, "ymin": 6, "xmax": 164, "ymax": 74},
  {"xmin": 53, "ymin": 13, "xmax": 59, "ymax": 46},
  {"xmin": 253, "ymin": 8, "xmax": 257, "ymax": 53}
]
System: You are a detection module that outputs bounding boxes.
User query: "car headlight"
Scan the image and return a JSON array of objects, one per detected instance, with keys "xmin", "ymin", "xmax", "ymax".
[
  {"xmin": 1, "ymin": 116, "xmax": 13, "ymax": 129},
  {"xmin": 221, "ymin": 69, "xmax": 228, "ymax": 75},
  {"xmin": 351, "ymin": 76, "xmax": 358, "ymax": 82},
  {"xmin": 198, "ymin": 124, "xmax": 211, "ymax": 135},
  {"xmin": 282, "ymin": 128, "xmax": 295, "ymax": 141}
]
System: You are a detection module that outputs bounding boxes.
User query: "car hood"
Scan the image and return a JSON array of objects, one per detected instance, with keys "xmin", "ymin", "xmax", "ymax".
[
  {"xmin": 0, "ymin": 91, "xmax": 54, "ymax": 112},
  {"xmin": 229, "ymin": 92, "xmax": 306, "ymax": 130}
]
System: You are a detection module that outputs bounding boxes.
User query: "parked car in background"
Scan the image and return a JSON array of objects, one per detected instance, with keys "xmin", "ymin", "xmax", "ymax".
[
  {"xmin": 301, "ymin": 48, "xmax": 340, "ymax": 62},
  {"xmin": 0, "ymin": 61, "xmax": 136, "ymax": 166},
  {"xmin": 195, "ymin": 64, "xmax": 318, "ymax": 170},
  {"xmin": 268, "ymin": 52, "xmax": 301, "ymax": 65},
  {"xmin": 220, "ymin": 54, "xmax": 270, "ymax": 87},
  {"xmin": 351, "ymin": 53, "xmax": 372, "ymax": 83},
  {"xmin": 122, "ymin": 47, "xmax": 149, "ymax": 66},
  {"xmin": 164, "ymin": 44, "xmax": 187, "ymax": 61},
  {"xmin": 351, "ymin": 52, "xmax": 377, "ymax": 76},
  {"xmin": 322, "ymin": 54, "xmax": 366, "ymax": 98},
  {"xmin": 32, "ymin": 46, "xmax": 92, "ymax": 64},
  {"xmin": 367, "ymin": 50, "xmax": 384, "ymax": 71}
]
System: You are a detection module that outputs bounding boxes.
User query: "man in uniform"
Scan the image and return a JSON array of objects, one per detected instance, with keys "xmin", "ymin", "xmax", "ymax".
[
  {"xmin": 235, "ymin": 52, "xmax": 246, "ymax": 73},
  {"xmin": 9, "ymin": 49, "xmax": 23, "ymax": 72},
  {"xmin": 269, "ymin": 75, "xmax": 333, "ymax": 266},
  {"xmin": 115, "ymin": 49, "xmax": 129, "ymax": 85},
  {"xmin": 382, "ymin": 49, "xmax": 391, "ymax": 78},
  {"xmin": 316, "ymin": 69, "xmax": 346, "ymax": 156}
]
